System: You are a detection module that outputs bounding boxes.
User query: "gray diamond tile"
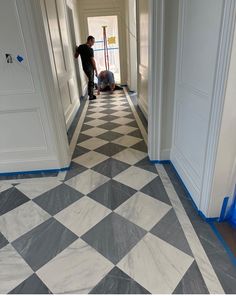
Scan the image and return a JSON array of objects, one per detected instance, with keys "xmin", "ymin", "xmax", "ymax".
[
  {"xmin": 88, "ymin": 179, "xmax": 136, "ymax": 210},
  {"xmin": 9, "ymin": 274, "xmax": 52, "ymax": 294},
  {"xmin": 33, "ymin": 184, "xmax": 83, "ymax": 215},
  {"xmin": 77, "ymin": 133, "xmax": 91, "ymax": 144},
  {"xmin": 150, "ymin": 208, "xmax": 192, "ymax": 256},
  {"xmin": 84, "ymin": 116, "xmax": 95, "ymax": 123},
  {"xmin": 122, "ymin": 108, "xmax": 132, "ymax": 114},
  {"xmin": 99, "ymin": 122, "xmax": 121, "ymax": 131},
  {"xmin": 82, "ymin": 212, "xmax": 146, "ymax": 264},
  {"xmin": 92, "ymin": 158, "xmax": 130, "ymax": 178},
  {"xmin": 90, "ymin": 267, "xmax": 150, "ymax": 294},
  {"xmin": 95, "ymin": 143, "xmax": 126, "ymax": 157},
  {"xmin": 100, "ymin": 109, "xmax": 117, "ymax": 115},
  {"xmin": 173, "ymin": 261, "xmax": 209, "ymax": 294},
  {"xmin": 0, "ymin": 187, "xmax": 30, "ymax": 215},
  {"xmin": 0, "ymin": 232, "xmax": 8, "ymax": 249},
  {"xmin": 141, "ymin": 177, "xmax": 171, "ymax": 205},
  {"xmin": 100, "ymin": 103, "xmax": 115, "ymax": 108},
  {"xmin": 64, "ymin": 162, "xmax": 87, "ymax": 181},
  {"xmin": 131, "ymin": 140, "xmax": 147, "ymax": 152},
  {"xmin": 96, "ymin": 131, "xmax": 123, "ymax": 141},
  {"xmin": 81, "ymin": 124, "xmax": 93, "ymax": 132},
  {"xmin": 99, "ymin": 115, "xmax": 118, "ymax": 122},
  {"xmin": 135, "ymin": 156, "xmax": 158, "ymax": 173},
  {"xmin": 124, "ymin": 114, "xmax": 135, "ymax": 119},
  {"xmin": 72, "ymin": 146, "xmax": 90, "ymax": 158},
  {"xmin": 128, "ymin": 129, "xmax": 143, "ymax": 138},
  {"xmin": 12, "ymin": 218, "xmax": 78, "ymax": 271}
]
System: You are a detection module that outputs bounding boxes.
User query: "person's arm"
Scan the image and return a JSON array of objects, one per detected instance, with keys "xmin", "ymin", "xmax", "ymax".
[
  {"xmin": 74, "ymin": 46, "xmax": 79, "ymax": 59},
  {"xmin": 91, "ymin": 57, "xmax": 98, "ymax": 77}
]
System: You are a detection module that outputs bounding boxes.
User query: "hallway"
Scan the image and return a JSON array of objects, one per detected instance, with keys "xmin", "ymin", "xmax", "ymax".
[{"xmin": 0, "ymin": 90, "xmax": 235, "ymax": 294}]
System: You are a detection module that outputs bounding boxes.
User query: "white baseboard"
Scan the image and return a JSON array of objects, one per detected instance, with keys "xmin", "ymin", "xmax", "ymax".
[
  {"xmin": 0, "ymin": 157, "xmax": 68, "ymax": 174},
  {"xmin": 66, "ymin": 99, "xmax": 80, "ymax": 130},
  {"xmin": 160, "ymin": 149, "xmax": 170, "ymax": 160},
  {"xmin": 137, "ymin": 98, "xmax": 148, "ymax": 119}
]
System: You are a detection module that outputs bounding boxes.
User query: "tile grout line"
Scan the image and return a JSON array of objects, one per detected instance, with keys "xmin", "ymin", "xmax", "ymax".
[{"xmin": 124, "ymin": 88, "xmax": 224, "ymax": 293}]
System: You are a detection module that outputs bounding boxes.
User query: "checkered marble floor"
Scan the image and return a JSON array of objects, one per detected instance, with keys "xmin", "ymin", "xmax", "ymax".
[{"xmin": 0, "ymin": 91, "xmax": 212, "ymax": 294}]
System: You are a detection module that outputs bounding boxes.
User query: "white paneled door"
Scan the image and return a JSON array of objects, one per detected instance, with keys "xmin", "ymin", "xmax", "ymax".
[
  {"xmin": 44, "ymin": 0, "xmax": 79, "ymax": 129},
  {"xmin": 171, "ymin": 0, "xmax": 224, "ymax": 207}
]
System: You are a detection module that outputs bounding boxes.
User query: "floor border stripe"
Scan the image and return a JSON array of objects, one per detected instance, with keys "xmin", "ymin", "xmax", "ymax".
[{"xmin": 125, "ymin": 88, "xmax": 224, "ymax": 294}]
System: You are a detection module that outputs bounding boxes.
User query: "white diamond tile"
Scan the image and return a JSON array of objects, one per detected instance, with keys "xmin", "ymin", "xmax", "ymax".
[
  {"xmin": 65, "ymin": 169, "xmax": 109, "ymax": 195},
  {"xmin": 115, "ymin": 192, "xmax": 171, "ymax": 231},
  {"xmin": 78, "ymin": 138, "xmax": 108, "ymax": 150},
  {"xmin": 73, "ymin": 151, "xmax": 108, "ymax": 168},
  {"xmin": 37, "ymin": 239, "xmax": 113, "ymax": 294},
  {"xmin": 55, "ymin": 196, "xmax": 111, "ymax": 237},
  {"xmin": 117, "ymin": 233, "xmax": 194, "ymax": 294},
  {"xmin": 82, "ymin": 127, "xmax": 107, "ymax": 137},
  {"xmin": 113, "ymin": 166, "xmax": 156, "ymax": 190},
  {"xmin": 112, "ymin": 148, "xmax": 146, "ymax": 165}
]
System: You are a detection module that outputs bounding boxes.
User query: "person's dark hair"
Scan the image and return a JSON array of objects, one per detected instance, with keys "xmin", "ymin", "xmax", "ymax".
[{"xmin": 87, "ymin": 36, "xmax": 95, "ymax": 42}]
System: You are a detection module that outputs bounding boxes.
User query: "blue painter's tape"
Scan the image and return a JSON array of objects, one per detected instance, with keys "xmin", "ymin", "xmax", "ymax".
[
  {"xmin": 209, "ymin": 221, "xmax": 236, "ymax": 266},
  {"xmin": 151, "ymin": 159, "xmax": 235, "ymax": 264},
  {"xmin": 219, "ymin": 196, "xmax": 229, "ymax": 222},
  {"xmin": 149, "ymin": 159, "xmax": 171, "ymax": 165},
  {"xmin": 0, "ymin": 167, "xmax": 69, "ymax": 177},
  {"xmin": 198, "ymin": 210, "xmax": 218, "ymax": 222},
  {"xmin": 16, "ymin": 55, "xmax": 24, "ymax": 63},
  {"xmin": 226, "ymin": 185, "xmax": 236, "ymax": 228}
]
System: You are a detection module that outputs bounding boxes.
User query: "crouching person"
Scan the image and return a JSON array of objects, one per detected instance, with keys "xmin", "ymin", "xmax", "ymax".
[{"xmin": 97, "ymin": 70, "xmax": 115, "ymax": 95}]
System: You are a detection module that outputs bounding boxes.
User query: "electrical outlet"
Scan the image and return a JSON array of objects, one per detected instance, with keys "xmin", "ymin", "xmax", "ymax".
[{"xmin": 5, "ymin": 54, "xmax": 13, "ymax": 63}]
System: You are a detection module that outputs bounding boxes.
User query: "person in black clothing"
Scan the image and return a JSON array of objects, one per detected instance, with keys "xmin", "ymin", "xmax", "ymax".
[{"xmin": 74, "ymin": 36, "xmax": 98, "ymax": 100}]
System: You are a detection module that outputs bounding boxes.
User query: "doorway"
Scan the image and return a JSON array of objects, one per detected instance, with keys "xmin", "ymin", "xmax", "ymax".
[{"xmin": 87, "ymin": 15, "xmax": 121, "ymax": 83}]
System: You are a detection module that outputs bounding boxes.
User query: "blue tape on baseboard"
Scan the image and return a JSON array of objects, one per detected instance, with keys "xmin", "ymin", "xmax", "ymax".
[
  {"xmin": 219, "ymin": 196, "xmax": 230, "ymax": 222},
  {"xmin": 149, "ymin": 159, "xmax": 171, "ymax": 165},
  {"xmin": 198, "ymin": 210, "xmax": 219, "ymax": 222},
  {"xmin": 209, "ymin": 221, "xmax": 236, "ymax": 266},
  {"xmin": 150, "ymin": 157, "xmax": 236, "ymax": 264},
  {"xmin": 0, "ymin": 167, "xmax": 69, "ymax": 177},
  {"xmin": 153, "ymin": 158, "xmax": 219, "ymax": 221}
]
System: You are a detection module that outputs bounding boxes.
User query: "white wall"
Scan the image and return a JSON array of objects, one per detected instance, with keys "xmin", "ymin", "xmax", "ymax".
[
  {"xmin": 0, "ymin": 0, "xmax": 70, "ymax": 173},
  {"xmin": 209, "ymin": 25, "xmax": 236, "ymax": 217},
  {"xmin": 137, "ymin": 0, "xmax": 149, "ymax": 118},
  {"xmin": 125, "ymin": 0, "xmax": 138, "ymax": 92},
  {"xmin": 160, "ymin": 0, "xmax": 179, "ymax": 160},
  {"xmin": 76, "ymin": 0, "xmax": 128, "ymax": 85},
  {"xmin": 68, "ymin": 0, "xmax": 87, "ymax": 97}
]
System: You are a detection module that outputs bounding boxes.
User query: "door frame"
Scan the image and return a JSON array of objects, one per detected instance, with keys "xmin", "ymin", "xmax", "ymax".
[
  {"xmin": 148, "ymin": 0, "xmax": 236, "ymax": 216},
  {"xmin": 79, "ymin": 9, "xmax": 127, "ymax": 85},
  {"xmin": 148, "ymin": 0, "xmax": 164, "ymax": 161}
]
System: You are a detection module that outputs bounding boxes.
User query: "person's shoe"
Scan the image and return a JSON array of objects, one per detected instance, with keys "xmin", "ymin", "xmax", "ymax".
[{"xmin": 89, "ymin": 95, "xmax": 96, "ymax": 100}]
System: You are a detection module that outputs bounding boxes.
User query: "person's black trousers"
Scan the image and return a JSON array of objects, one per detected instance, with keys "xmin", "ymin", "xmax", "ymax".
[{"xmin": 84, "ymin": 69, "xmax": 94, "ymax": 98}]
